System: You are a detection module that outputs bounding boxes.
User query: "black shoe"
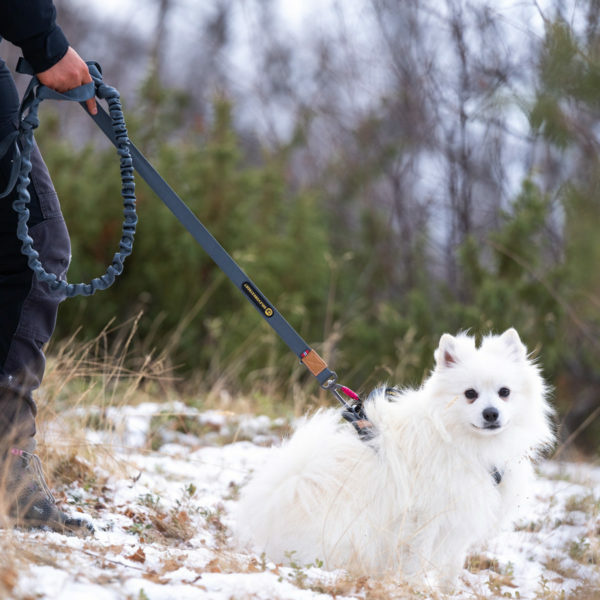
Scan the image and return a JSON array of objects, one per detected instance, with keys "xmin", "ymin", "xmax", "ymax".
[{"xmin": 3, "ymin": 439, "xmax": 94, "ymax": 535}]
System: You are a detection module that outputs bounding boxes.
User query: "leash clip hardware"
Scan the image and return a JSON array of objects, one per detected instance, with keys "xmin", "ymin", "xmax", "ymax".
[
  {"xmin": 320, "ymin": 373, "xmax": 338, "ymax": 390},
  {"xmin": 328, "ymin": 381, "xmax": 358, "ymax": 413}
]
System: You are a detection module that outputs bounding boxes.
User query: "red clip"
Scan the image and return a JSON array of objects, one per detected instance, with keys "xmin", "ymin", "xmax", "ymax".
[{"xmin": 338, "ymin": 386, "xmax": 360, "ymax": 401}]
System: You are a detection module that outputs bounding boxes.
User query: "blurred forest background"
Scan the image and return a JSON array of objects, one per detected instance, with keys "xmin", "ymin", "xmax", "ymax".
[{"xmin": 3, "ymin": 0, "xmax": 600, "ymax": 453}]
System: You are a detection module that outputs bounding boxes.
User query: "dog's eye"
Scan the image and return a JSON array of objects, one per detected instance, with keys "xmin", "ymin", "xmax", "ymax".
[
  {"xmin": 464, "ymin": 388, "xmax": 478, "ymax": 402},
  {"xmin": 498, "ymin": 387, "xmax": 510, "ymax": 399}
]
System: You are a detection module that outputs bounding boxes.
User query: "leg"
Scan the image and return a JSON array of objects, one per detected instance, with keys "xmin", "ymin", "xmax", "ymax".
[
  {"xmin": 0, "ymin": 57, "xmax": 70, "ymax": 444},
  {"xmin": 0, "ymin": 59, "xmax": 90, "ymax": 533}
]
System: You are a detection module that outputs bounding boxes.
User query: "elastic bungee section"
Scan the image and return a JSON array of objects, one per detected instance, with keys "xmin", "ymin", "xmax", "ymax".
[{"xmin": 2, "ymin": 59, "xmax": 137, "ymax": 297}]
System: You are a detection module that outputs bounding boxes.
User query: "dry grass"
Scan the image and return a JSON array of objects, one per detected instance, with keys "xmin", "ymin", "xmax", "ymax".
[
  {"xmin": 0, "ymin": 532, "xmax": 21, "ymax": 600},
  {"xmin": 0, "ymin": 320, "xmax": 598, "ymax": 600},
  {"xmin": 31, "ymin": 316, "xmax": 206, "ymax": 483}
]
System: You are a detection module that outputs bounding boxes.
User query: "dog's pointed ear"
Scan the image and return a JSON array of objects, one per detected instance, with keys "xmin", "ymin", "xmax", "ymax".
[
  {"xmin": 500, "ymin": 328, "xmax": 527, "ymax": 361},
  {"xmin": 435, "ymin": 333, "xmax": 458, "ymax": 369}
]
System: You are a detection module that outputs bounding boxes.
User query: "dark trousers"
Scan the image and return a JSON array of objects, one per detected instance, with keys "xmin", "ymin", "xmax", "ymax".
[{"xmin": 0, "ymin": 58, "xmax": 70, "ymax": 441}]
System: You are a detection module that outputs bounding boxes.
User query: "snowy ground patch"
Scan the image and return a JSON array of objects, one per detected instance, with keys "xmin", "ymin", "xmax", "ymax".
[{"xmin": 3, "ymin": 403, "xmax": 599, "ymax": 600}]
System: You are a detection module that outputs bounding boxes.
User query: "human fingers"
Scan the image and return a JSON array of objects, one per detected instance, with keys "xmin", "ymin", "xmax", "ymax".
[
  {"xmin": 86, "ymin": 96, "xmax": 98, "ymax": 115},
  {"xmin": 37, "ymin": 47, "xmax": 90, "ymax": 92},
  {"xmin": 37, "ymin": 47, "xmax": 97, "ymax": 113}
]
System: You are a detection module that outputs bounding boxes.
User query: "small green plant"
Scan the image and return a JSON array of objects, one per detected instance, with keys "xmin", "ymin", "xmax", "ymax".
[
  {"xmin": 565, "ymin": 493, "xmax": 600, "ymax": 516},
  {"xmin": 127, "ymin": 522, "xmax": 152, "ymax": 537},
  {"xmin": 568, "ymin": 536, "xmax": 599, "ymax": 566},
  {"xmin": 138, "ymin": 493, "xmax": 161, "ymax": 510},
  {"xmin": 259, "ymin": 552, "xmax": 268, "ymax": 571},
  {"xmin": 199, "ymin": 505, "xmax": 228, "ymax": 546},
  {"xmin": 281, "ymin": 552, "xmax": 327, "ymax": 589},
  {"xmin": 569, "ymin": 538, "xmax": 590, "ymax": 562},
  {"xmin": 465, "ymin": 554, "xmax": 501, "ymax": 573},
  {"xmin": 284, "ymin": 551, "xmax": 308, "ymax": 588},
  {"xmin": 515, "ymin": 520, "xmax": 544, "ymax": 533}
]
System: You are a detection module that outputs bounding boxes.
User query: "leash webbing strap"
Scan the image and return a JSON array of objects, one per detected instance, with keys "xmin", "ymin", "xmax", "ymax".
[{"xmin": 85, "ymin": 99, "xmax": 338, "ymax": 388}]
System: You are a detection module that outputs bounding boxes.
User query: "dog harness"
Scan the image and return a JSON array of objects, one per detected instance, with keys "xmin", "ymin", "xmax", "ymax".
[{"xmin": 491, "ymin": 467, "xmax": 503, "ymax": 485}]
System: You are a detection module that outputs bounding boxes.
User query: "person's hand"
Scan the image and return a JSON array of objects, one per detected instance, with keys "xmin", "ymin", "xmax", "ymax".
[{"xmin": 36, "ymin": 47, "xmax": 97, "ymax": 115}]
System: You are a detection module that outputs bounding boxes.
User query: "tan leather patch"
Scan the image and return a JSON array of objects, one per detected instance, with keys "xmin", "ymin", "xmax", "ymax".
[{"xmin": 301, "ymin": 350, "xmax": 328, "ymax": 376}]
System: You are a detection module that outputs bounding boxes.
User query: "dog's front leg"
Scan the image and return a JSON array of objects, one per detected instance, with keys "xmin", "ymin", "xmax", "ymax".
[
  {"xmin": 434, "ymin": 553, "xmax": 466, "ymax": 593},
  {"xmin": 409, "ymin": 525, "xmax": 468, "ymax": 592}
]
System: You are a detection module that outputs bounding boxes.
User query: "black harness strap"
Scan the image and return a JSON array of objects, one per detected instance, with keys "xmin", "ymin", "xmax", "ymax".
[{"xmin": 491, "ymin": 466, "xmax": 503, "ymax": 485}]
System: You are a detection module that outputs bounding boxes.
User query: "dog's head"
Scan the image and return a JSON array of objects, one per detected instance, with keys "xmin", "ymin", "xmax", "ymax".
[{"xmin": 428, "ymin": 329, "xmax": 553, "ymax": 449}]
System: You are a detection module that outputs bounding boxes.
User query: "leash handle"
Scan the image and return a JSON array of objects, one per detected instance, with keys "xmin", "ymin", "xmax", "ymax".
[{"xmin": 4, "ymin": 58, "xmax": 137, "ymax": 297}]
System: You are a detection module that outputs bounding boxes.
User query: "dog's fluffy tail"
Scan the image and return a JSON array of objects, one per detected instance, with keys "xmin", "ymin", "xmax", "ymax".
[{"xmin": 233, "ymin": 408, "xmax": 368, "ymax": 562}]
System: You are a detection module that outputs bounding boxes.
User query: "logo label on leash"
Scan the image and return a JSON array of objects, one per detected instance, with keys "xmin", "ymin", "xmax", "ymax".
[{"xmin": 242, "ymin": 282, "xmax": 274, "ymax": 318}]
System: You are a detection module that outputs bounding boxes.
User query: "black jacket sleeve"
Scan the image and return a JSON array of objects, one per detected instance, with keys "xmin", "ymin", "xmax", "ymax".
[{"xmin": 0, "ymin": 0, "xmax": 69, "ymax": 73}]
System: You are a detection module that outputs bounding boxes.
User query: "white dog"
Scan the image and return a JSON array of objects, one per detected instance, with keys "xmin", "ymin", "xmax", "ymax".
[{"xmin": 234, "ymin": 329, "xmax": 555, "ymax": 588}]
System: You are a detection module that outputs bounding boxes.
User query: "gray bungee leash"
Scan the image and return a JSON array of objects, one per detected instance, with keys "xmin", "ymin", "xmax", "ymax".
[
  {"xmin": 2, "ymin": 60, "xmax": 136, "ymax": 298},
  {"xmin": 9, "ymin": 59, "xmax": 374, "ymax": 440}
]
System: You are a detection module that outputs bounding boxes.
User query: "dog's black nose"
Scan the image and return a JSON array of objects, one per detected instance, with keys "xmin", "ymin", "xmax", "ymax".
[{"xmin": 482, "ymin": 407, "xmax": 499, "ymax": 423}]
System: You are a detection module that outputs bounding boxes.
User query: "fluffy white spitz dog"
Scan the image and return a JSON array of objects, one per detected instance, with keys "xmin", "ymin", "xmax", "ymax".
[{"xmin": 234, "ymin": 329, "xmax": 555, "ymax": 588}]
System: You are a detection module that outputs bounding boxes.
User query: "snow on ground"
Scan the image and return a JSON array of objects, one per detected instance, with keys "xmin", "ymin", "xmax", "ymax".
[{"xmin": 3, "ymin": 402, "xmax": 600, "ymax": 600}]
